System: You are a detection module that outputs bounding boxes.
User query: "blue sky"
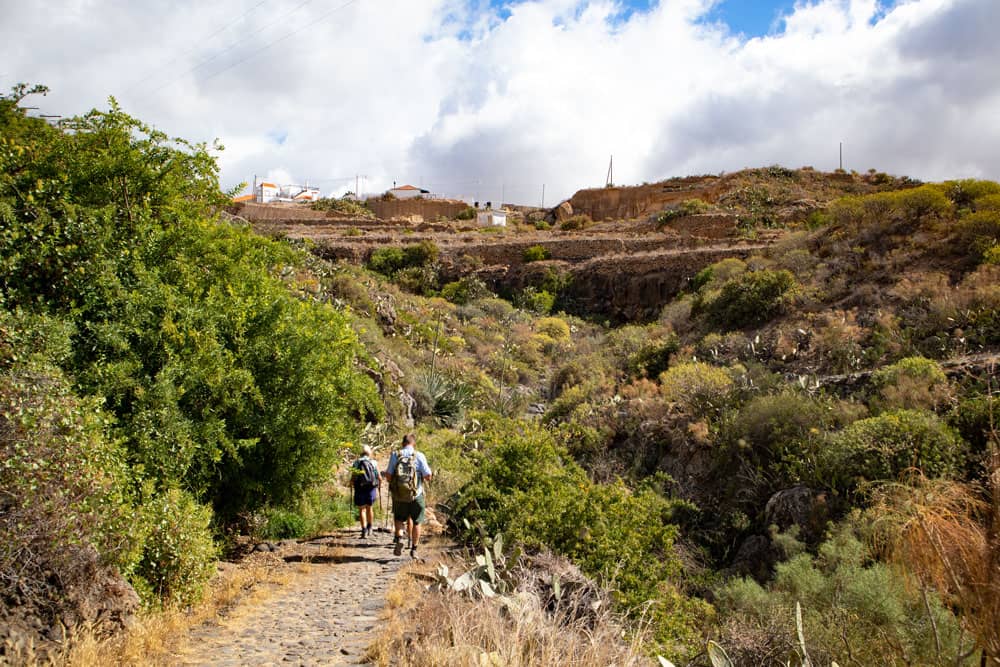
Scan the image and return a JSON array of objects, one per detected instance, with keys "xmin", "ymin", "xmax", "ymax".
[
  {"xmin": 702, "ymin": 0, "xmax": 799, "ymax": 36},
  {"xmin": 490, "ymin": 0, "xmax": 800, "ymax": 37}
]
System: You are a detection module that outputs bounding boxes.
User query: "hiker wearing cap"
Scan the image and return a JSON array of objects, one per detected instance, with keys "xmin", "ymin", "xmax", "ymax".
[
  {"xmin": 384, "ymin": 433, "xmax": 432, "ymax": 559},
  {"xmin": 352, "ymin": 445, "xmax": 381, "ymax": 539}
]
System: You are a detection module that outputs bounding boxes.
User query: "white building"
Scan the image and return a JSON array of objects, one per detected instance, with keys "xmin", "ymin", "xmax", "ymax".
[
  {"xmin": 388, "ymin": 184, "xmax": 429, "ymax": 200},
  {"xmin": 254, "ymin": 180, "xmax": 320, "ymax": 203},
  {"xmin": 477, "ymin": 210, "xmax": 507, "ymax": 227}
]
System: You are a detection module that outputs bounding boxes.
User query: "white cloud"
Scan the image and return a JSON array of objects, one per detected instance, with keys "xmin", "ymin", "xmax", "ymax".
[{"xmin": 2, "ymin": 0, "xmax": 997, "ymax": 203}]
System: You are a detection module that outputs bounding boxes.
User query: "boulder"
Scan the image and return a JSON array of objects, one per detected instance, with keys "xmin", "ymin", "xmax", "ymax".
[
  {"xmin": 553, "ymin": 201, "xmax": 574, "ymax": 222},
  {"xmin": 764, "ymin": 486, "xmax": 829, "ymax": 542},
  {"xmin": 728, "ymin": 534, "xmax": 777, "ymax": 581}
]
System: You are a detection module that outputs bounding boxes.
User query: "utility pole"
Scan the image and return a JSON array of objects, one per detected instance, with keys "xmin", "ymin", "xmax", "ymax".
[
  {"xmin": 606, "ymin": 154, "xmax": 614, "ymax": 187},
  {"xmin": 839, "ymin": 142, "xmax": 843, "ymax": 171},
  {"xmin": 541, "ymin": 184, "xmax": 546, "ymax": 208}
]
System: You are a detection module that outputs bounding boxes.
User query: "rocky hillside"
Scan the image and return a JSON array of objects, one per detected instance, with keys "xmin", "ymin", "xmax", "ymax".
[{"xmin": 237, "ymin": 167, "xmax": 917, "ymax": 323}]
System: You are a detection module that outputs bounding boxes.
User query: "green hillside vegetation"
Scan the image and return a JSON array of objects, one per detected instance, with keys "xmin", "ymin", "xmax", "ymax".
[{"xmin": 3, "ymin": 86, "xmax": 999, "ymax": 664}]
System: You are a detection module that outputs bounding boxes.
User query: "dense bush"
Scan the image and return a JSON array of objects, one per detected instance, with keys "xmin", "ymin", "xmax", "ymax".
[
  {"xmin": 0, "ymin": 343, "xmax": 139, "ymax": 623},
  {"xmin": 702, "ymin": 269, "xmax": 797, "ymax": 328},
  {"xmin": 134, "ymin": 487, "xmax": 216, "ymax": 608},
  {"xmin": 516, "ymin": 286, "xmax": 556, "ymax": 315},
  {"xmin": 440, "ymin": 276, "xmax": 491, "ymax": 305},
  {"xmin": 940, "ymin": 179, "xmax": 1000, "ymax": 209},
  {"xmin": 310, "ymin": 196, "xmax": 374, "ymax": 218},
  {"xmin": 871, "ymin": 356, "xmax": 951, "ymax": 411},
  {"xmin": 660, "ymin": 361, "xmax": 734, "ymax": 416},
  {"xmin": 522, "ymin": 244, "xmax": 552, "ymax": 262},
  {"xmin": 559, "ymin": 214, "xmax": 592, "ymax": 231},
  {"xmin": 366, "ymin": 240, "xmax": 439, "ymax": 276},
  {"xmin": 715, "ymin": 522, "xmax": 968, "ymax": 666},
  {"xmin": 824, "ymin": 409, "xmax": 966, "ymax": 488},
  {"xmin": 535, "ymin": 316, "xmax": 571, "ymax": 341},
  {"xmin": 451, "ymin": 415, "xmax": 709, "ymax": 651},
  {"xmin": 956, "ymin": 210, "xmax": 1000, "ymax": 263}
]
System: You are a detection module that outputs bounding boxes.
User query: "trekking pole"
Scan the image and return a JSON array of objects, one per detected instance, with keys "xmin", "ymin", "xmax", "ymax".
[{"xmin": 377, "ymin": 485, "xmax": 386, "ymax": 531}]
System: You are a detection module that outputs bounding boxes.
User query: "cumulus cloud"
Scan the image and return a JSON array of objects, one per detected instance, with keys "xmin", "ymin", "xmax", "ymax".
[{"xmin": 2, "ymin": 0, "xmax": 998, "ymax": 203}]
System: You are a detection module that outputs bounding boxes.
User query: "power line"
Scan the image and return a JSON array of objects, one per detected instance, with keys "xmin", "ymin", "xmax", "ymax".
[
  {"xmin": 124, "ymin": 0, "xmax": 270, "ymax": 95},
  {"xmin": 141, "ymin": 0, "xmax": 319, "ymax": 97},
  {"xmin": 151, "ymin": 0, "xmax": 359, "ymax": 95}
]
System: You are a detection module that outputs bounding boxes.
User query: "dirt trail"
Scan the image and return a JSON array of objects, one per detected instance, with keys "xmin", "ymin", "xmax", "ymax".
[{"xmin": 172, "ymin": 527, "xmax": 438, "ymax": 667}]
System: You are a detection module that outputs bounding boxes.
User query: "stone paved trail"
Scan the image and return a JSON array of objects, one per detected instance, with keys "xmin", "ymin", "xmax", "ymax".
[{"xmin": 173, "ymin": 526, "xmax": 433, "ymax": 667}]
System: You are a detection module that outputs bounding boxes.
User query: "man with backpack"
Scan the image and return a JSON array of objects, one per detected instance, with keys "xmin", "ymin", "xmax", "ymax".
[
  {"xmin": 351, "ymin": 445, "xmax": 381, "ymax": 539},
  {"xmin": 384, "ymin": 433, "xmax": 432, "ymax": 559}
]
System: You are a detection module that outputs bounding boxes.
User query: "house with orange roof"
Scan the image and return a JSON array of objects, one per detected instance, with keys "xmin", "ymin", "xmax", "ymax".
[{"xmin": 387, "ymin": 184, "xmax": 430, "ymax": 200}]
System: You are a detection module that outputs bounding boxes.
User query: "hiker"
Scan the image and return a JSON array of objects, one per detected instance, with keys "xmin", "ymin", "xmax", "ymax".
[
  {"xmin": 352, "ymin": 445, "xmax": 381, "ymax": 539},
  {"xmin": 384, "ymin": 433, "xmax": 432, "ymax": 559}
]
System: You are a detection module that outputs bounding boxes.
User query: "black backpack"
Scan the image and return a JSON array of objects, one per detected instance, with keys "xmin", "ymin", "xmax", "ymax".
[{"xmin": 353, "ymin": 458, "xmax": 379, "ymax": 491}]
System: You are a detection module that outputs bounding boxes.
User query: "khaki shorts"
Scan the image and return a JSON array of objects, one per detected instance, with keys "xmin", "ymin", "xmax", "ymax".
[{"xmin": 392, "ymin": 495, "xmax": 426, "ymax": 524}]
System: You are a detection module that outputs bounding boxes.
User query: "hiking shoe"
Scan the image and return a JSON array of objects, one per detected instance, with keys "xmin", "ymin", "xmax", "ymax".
[
  {"xmin": 393, "ymin": 537, "xmax": 403, "ymax": 556},
  {"xmin": 410, "ymin": 548, "xmax": 422, "ymax": 562}
]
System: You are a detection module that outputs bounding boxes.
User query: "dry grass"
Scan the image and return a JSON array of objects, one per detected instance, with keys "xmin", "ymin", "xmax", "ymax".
[
  {"xmin": 61, "ymin": 552, "xmax": 297, "ymax": 667},
  {"xmin": 871, "ymin": 436, "xmax": 1000, "ymax": 663},
  {"xmin": 370, "ymin": 552, "xmax": 650, "ymax": 667}
]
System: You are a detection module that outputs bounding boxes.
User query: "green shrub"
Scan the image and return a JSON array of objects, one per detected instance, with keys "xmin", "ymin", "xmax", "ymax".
[
  {"xmin": 626, "ymin": 335, "xmax": 679, "ymax": 379},
  {"xmin": 656, "ymin": 198, "xmax": 711, "ymax": 227},
  {"xmin": 704, "ymin": 269, "xmax": 797, "ymax": 328},
  {"xmin": 367, "ymin": 246, "xmax": 406, "ymax": 275},
  {"xmin": 974, "ymin": 193, "xmax": 1000, "ymax": 211},
  {"xmin": 941, "ymin": 179, "xmax": 1000, "ymax": 209},
  {"xmin": 715, "ymin": 521, "xmax": 968, "ymax": 666},
  {"xmin": 311, "ymin": 197, "xmax": 374, "ymax": 218},
  {"xmin": 394, "ymin": 264, "xmax": 439, "ymax": 295},
  {"xmin": 984, "ymin": 243, "xmax": 1000, "ymax": 265},
  {"xmin": 536, "ymin": 316, "xmax": 571, "ymax": 341},
  {"xmin": 949, "ymin": 393, "xmax": 1000, "ymax": 459},
  {"xmin": 824, "ymin": 409, "xmax": 966, "ymax": 488},
  {"xmin": 0, "ymin": 354, "xmax": 139, "ymax": 623},
  {"xmin": 262, "ymin": 507, "xmax": 308, "ymax": 539},
  {"xmin": 450, "ymin": 415, "xmax": 709, "ymax": 652},
  {"xmin": 135, "ymin": 487, "xmax": 217, "ymax": 608},
  {"xmin": 516, "ymin": 287, "xmax": 555, "ymax": 315},
  {"xmin": 456, "ymin": 206, "xmax": 476, "ymax": 220},
  {"xmin": 366, "ymin": 240, "xmax": 439, "ymax": 276},
  {"xmin": 956, "ymin": 210, "xmax": 1000, "ymax": 263},
  {"xmin": 871, "ymin": 356, "xmax": 950, "ymax": 411},
  {"xmin": 559, "ymin": 214, "xmax": 592, "ymax": 231},
  {"xmin": 660, "ymin": 361, "xmax": 734, "ymax": 416},
  {"xmin": 440, "ymin": 276, "xmax": 491, "ymax": 305},
  {"xmin": 522, "ymin": 244, "xmax": 552, "ymax": 262},
  {"xmin": 403, "ymin": 240, "xmax": 439, "ymax": 266}
]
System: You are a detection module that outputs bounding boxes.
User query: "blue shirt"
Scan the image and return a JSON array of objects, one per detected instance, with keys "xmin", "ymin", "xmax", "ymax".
[{"xmin": 385, "ymin": 446, "xmax": 432, "ymax": 498}]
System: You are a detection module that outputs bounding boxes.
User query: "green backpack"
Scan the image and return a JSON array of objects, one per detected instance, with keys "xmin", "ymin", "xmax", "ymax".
[{"xmin": 390, "ymin": 450, "xmax": 420, "ymax": 502}]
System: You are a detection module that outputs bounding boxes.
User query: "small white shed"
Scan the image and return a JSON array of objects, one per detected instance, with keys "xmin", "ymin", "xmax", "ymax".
[{"xmin": 477, "ymin": 210, "xmax": 507, "ymax": 227}]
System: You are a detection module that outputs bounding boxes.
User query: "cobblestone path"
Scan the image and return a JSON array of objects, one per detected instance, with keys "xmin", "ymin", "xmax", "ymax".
[{"xmin": 173, "ymin": 526, "xmax": 430, "ymax": 666}]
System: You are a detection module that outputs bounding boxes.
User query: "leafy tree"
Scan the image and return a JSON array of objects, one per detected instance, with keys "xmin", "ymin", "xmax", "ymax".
[{"xmin": 0, "ymin": 86, "xmax": 381, "ymax": 524}]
